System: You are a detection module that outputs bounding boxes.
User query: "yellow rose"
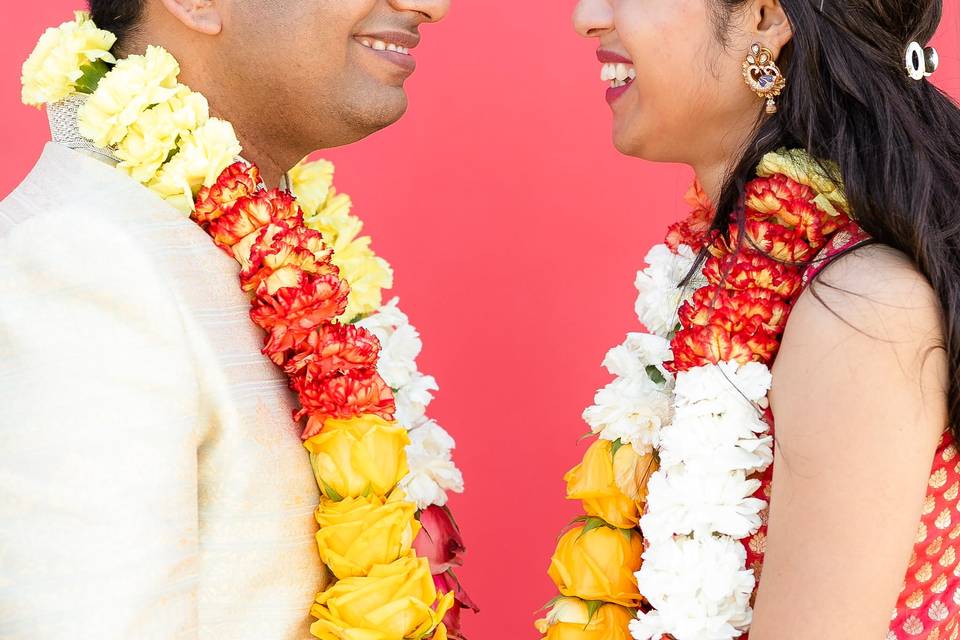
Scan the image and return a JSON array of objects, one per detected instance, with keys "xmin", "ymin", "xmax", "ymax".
[
  {"xmin": 298, "ymin": 185, "xmax": 393, "ymax": 321},
  {"xmin": 78, "ymin": 45, "xmax": 181, "ymax": 147},
  {"xmin": 310, "ymin": 556, "xmax": 454, "ymax": 640},
  {"xmin": 304, "ymin": 415, "xmax": 409, "ymax": 500},
  {"xmin": 21, "ymin": 11, "xmax": 116, "ymax": 107},
  {"xmin": 116, "ymin": 85, "xmax": 210, "ymax": 183},
  {"xmin": 565, "ymin": 440, "xmax": 642, "ymax": 528},
  {"xmin": 612, "ymin": 445, "xmax": 658, "ymax": 506},
  {"xmin": 534, "ymin": 597, "xmax": 634, "ymax": 640},
  {"xmin": 314, "ymin": 492, "xmax": 421, "ymax": 579},
  {"xmin": 146, "ymin": 118, "xmax": 242, "ymax": 214},
  {"xmin": 288, "ymin": 157, "xmax": 335, "ymax": 215},
  {"xmin": 548, "ymin": 523, "xmax": 643, "ymax": 607},
  {"xmin": 756, "ymin": 146, "xmax": 848, "ymax": 215}
]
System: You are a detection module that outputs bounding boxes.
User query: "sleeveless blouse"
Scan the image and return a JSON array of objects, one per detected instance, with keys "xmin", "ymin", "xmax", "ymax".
[{"xmin": 742, "ymin": 221, "xmax": 960, "ymax": 639}]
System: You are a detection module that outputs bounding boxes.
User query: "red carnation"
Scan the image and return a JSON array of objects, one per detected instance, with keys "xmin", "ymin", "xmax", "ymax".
[
  {"xmin": 193, "ymin": 162, "xmax": 261, "ymax": 228},
  {"xmin": 283, "ymin": 323, "xmax": 382, "ymax": 378},
  {"xmin": 293, "ymin": 367, "xmax": 395, "ymax": 439},
  {"xmin": 702, "ymin": 251, "xmax": 804, "ymax": 298},
  {"xmin": 239, "ymin": 222, "xmax": 334, "ymax": 294},
  {"xmin": 209, "ymin": 188, "xmax": 301, "ymax": 251},
  {"xmin": 251, "ymin": 274, "xmax": 349, "ymax": 364}
]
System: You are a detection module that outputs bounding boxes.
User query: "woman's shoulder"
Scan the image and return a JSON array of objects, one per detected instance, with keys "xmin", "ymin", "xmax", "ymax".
[{"xmin": 795, "ymin": 236, "xmax": 942, "ymax": 346}]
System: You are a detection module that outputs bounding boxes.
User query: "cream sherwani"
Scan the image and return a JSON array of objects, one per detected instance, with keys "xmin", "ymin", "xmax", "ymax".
[{"xmin": 0, "ymin": 135, "xmax": 326, "ymax": 638}]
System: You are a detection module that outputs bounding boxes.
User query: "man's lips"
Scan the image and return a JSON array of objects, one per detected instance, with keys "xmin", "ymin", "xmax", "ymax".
[
  {"xmin": 597, "ymin": 49, "xmax": 633, "ymax": 64},
  {"xmin": 355, "ymin": 31, "xmax": 420, "ymax": 74}
]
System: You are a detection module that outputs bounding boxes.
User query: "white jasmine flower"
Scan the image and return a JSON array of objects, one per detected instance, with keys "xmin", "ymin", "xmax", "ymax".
[
  {"xmin": 639, "ymin": 467, "xmax": 766, "ymax": 542},
  {"xmin": 634, "ymin": 243, "xmax": 697, "ymax": 337},
  {"xmin": 631, "ymin": 534, "xmax": 755, "ymax": 640},
  {"xmin": 399, "ymin": 420, "xmax": 464, "ymax": 508},
  {"xmin": 582, "ymin": 374, "xmax": 672, "ymax": 455}
]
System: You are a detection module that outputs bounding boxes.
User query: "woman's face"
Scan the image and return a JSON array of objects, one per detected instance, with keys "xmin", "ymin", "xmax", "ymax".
[{"xmin": 573, "ymin": 0, "xmax": 779, "ymax": 166}]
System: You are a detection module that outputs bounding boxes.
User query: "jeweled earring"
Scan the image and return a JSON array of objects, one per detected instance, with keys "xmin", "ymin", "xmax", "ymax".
[{"xmin": 742, "ymin": 42, "xmax": 787, "ymax": 114}]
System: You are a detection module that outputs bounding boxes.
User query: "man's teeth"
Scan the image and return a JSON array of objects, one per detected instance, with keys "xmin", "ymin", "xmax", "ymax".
[
  {"xmin": 601, "ymin": 62, "xmax": 636, "ymax": 88},
  {"xmin": 360, "ymin": 39, "xmax": 410, "ymax": 55}
]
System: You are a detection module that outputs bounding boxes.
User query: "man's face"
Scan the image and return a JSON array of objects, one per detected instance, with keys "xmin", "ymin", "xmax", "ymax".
[{"xmin": 216, "ymin": 0, "xmax": 449, "ymax": 152}]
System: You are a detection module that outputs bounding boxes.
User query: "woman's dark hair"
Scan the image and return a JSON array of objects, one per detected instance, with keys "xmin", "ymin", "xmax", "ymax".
[
  {"xmin": 88, "ymin": 0, "xmax": 144, "ymax": 50},
  {"xmin": 689, "ymin": 0, "xmax": 960, "ymax": 440}
]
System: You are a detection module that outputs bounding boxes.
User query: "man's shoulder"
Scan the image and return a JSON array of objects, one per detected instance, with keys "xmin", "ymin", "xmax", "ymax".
[{"xmin": 1, "ymin": 142, "xmax": 193, "ymax": 238}]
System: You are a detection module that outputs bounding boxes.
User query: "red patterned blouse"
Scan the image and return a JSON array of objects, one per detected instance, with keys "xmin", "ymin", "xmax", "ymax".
[{"xmin": 742, "ymin": 223, "xmax": 960, "ymax": 639}]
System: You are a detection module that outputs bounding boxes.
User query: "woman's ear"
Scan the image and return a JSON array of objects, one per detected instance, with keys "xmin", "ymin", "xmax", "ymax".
[
  {"xmin": 157, "ymin": 0, "xmax": 223, "ymax": 36},
  {"xmin": 753, "ymin": 0, "xmax": 794, "ymax": 56}
]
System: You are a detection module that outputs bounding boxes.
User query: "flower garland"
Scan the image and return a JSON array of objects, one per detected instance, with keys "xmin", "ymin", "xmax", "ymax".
[
  {"xmin": 22, "ymin": 12, "xmax": 473, "ymax": 639},
  {"xmin": 537, "ymin": 150, "xmax": 858, "ymax": 639}
]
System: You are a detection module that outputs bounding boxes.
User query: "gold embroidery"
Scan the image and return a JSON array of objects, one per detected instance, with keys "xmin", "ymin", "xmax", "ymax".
[
  {"xmin": 933, "ymin": 574, "xmax": 948, "ymax": 594},
  {"xmin": 947, "ymin": 482, "xmax": 960, "ymax": 502},
  {"xmin": 930, "ymin": 536, "xmax": 946, "ymax": 556},
  {"xmin": 908, "ymin": 589, "xmax": 926, "ymax": 609},
  {"xmin": 926, "ymin": 495, "xmax": 938, "ymax": 515},
  {"xmin": 944, "ymin": 444, "xmax": 958, "ymax": 462},
  {"xmin": 749, "ymin": 531, "xmax": 767, "ymax": 555},
  {"xmin": 938, "ymin": 509, "xmax": 954, "ymax": 530},
  {"xmin": 931, "ymin": 628, "xmax": 942, "ymax": 640},
  {"xmin": 932, "ymin": 468, "xmax": 949, "ymax": 489},
  {"xmin": 917, "ymin": 562, "xmax": 934, "ymax": 583},
  {"xmin": 920, "ymin": 523, "xmax": 930, "ymax": 543},
  {"xmin": 950, "ymin": 523, "xmax": 960, "ymax": 540},
  {"xmin": 940, "ymin": 546, "xmax": 957, "ymax": 568}
]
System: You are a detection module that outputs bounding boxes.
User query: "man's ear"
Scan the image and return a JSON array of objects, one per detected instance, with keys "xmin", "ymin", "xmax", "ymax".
[
  {"xmin": 157, "ymin": 0, "xmax": 223, "ymax": 35},
  {"xmin": 752, "ymin": 0, "xmax": 793, "ymax": 56}
]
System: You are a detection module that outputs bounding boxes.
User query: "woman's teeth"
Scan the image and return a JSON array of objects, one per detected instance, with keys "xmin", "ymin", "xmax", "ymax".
[
  {"xmin": 360, "ymin": 39, "xmax": 410, "ymax": 55},
  {"xmin": 601, "ymin": 62, "xmax": 636, "ymax": 88}
]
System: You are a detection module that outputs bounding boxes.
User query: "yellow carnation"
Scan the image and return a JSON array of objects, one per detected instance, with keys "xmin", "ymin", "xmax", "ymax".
[
  {"xmin": 146, "ymin": 118, "xmax": 242, "ymax": 214},
  {"xmin": 310, "ymin": 556, "xmax": 453, "ymax": 640},
  {"xmin": 287, "ymin": 157, "xmax": 335, "ymax": 215},
  {"xmin": 756, "ymin": 146, "xmax": 849, "ymax": 215},
  {"xmin": 21, "ymin": 11, "xmax": 116, "ymax": 107},
  {"xmin": 116, "ymin": 85, "xmax": 209, "ymax": 183},
  {"xmin": 304, "ymin": 415, "xmax": 409, "ymax": 500},
  {"xmin": 78, "ymin": 45, "xmax": 180, "ymax": 147},
  {"xmin": 534, "ymin": 597, "xmax": 634, "ymax": 640},
  {"xmin": 291, "ymin": 158, "xmax": 394, "ymax": 321},
  {"xmin": 314, "ymin": 492, "xmax": 421, "ymax": 579}
]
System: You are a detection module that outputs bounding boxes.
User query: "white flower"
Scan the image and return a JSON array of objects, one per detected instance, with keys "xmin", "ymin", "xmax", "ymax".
[
  {"xmin": 602, "ymin": 332, "xmax": 674, "ymax": 379},
  {"xmin": 396, "ymin": 372, "xmax": 439, "ymax": 428},
  {"xmin": 675, "ymin": 360, "xmax": 772, "ymax": 406},
  {"xmin": 631, "ymin": 534, "xmax": 755, "ymax": 640},
  {"xmin": 399, "ymin": 420, "xmax": 464, "ymax": 508},
  {"xmin": 582, "ymin": 374, "xmax": 672, "ymax": 455},
  {"xmin": 639, "ymin": 467, "xmax": 766, "ymax": 542},
  {"xmin": 634, "ymin": 243, "xmax": 697, "ymax": 337}
]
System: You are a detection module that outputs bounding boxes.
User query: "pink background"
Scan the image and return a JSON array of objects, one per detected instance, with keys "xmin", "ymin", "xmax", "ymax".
[{"xmin": 2, "ymin": 3, "xmax": 959, "ymax": 638}]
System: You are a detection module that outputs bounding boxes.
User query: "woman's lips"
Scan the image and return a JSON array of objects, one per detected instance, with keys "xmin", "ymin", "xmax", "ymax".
[
  {"xmin": 597, "ymin": 49, "xmax": 634, "ymax": 64},
  {"xmin": 606, "ymin": 82, "xmax": 632, "ymax": 105}
]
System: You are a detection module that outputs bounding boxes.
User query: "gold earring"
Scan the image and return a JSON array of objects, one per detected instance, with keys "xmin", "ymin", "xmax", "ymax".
[{"xmin": 742, "ymin": 42, "xmax": 786, "ymax": 114}]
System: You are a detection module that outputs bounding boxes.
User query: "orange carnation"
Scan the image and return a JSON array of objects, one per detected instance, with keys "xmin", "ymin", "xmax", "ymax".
[
  {"xmin": 679, "ymin": 286, "xmax": 789, "ymax": 336},
  {"xmin": 283, "ymin": 323, "xmax": 382, "ymax": 378},
  {"xmin": 251, "ymin": 273, "xmax": 349, "ymax": 364},
  {"xmin": 239, "ymin": 222, "xmax": 334, "ymax": 294},
  {"xmin": 702, "ymin": 251, "xmax": 804, "ymax": 298},
  {"xmin": 208, "ymin": 188, "xmax": 300, "ymax": 251},
  {"xmin": 193, "ymin": 161, "xmax": 261, "ymax": 228},
  {"xmin": 665, "ymin": 179, "xmax": 716, "ymax": 252},
  {"xmin": 293, "ymin": 366, "xmax": 396, "ymax": 439},
  {"xmin": 744, "ymin": 173, "xmax": 814, "ymax": 223}
]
